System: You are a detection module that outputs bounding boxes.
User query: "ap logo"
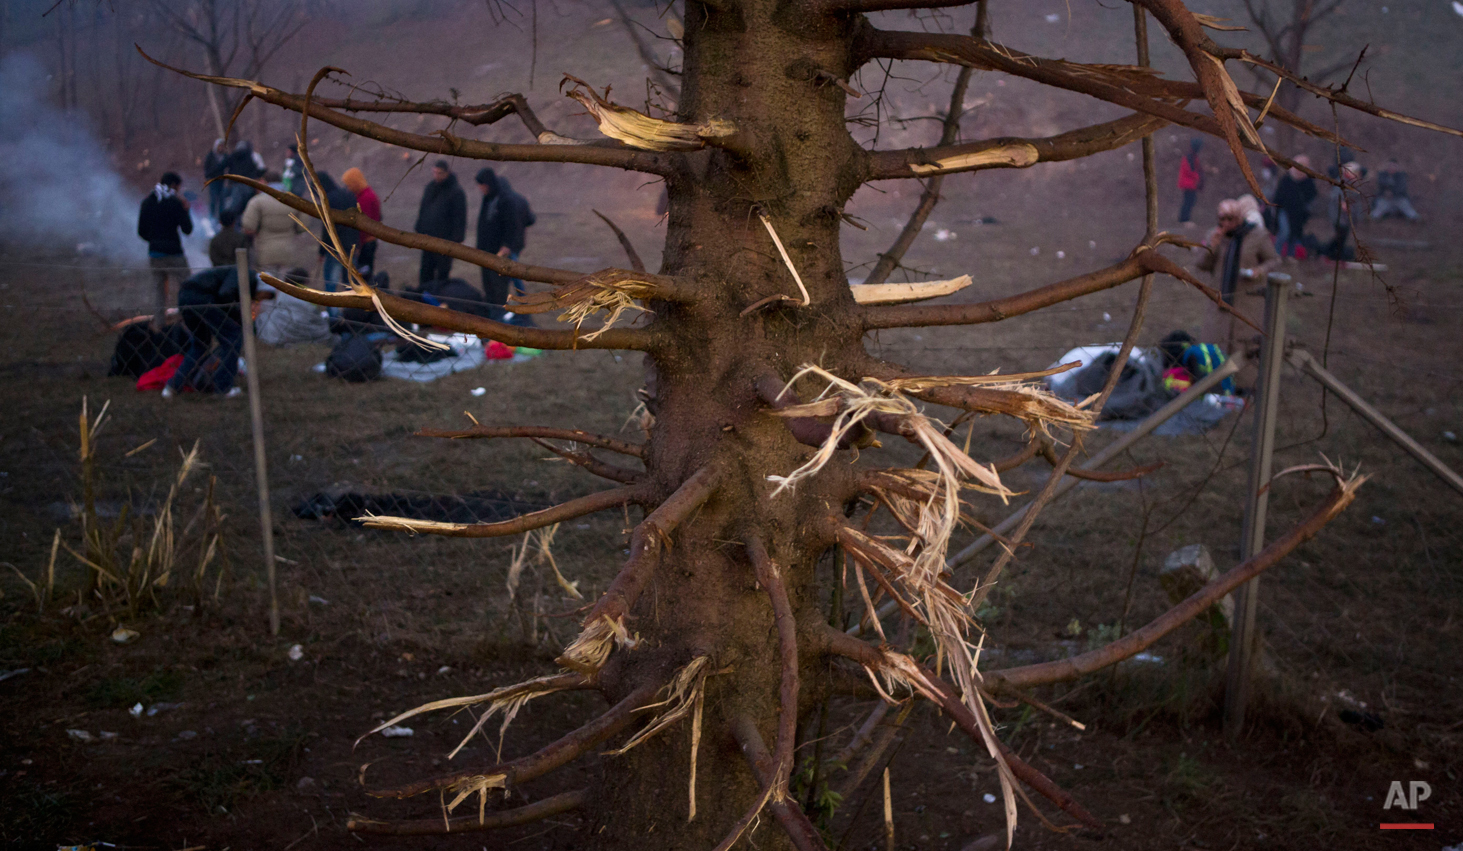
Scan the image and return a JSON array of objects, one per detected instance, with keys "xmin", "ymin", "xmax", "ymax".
[{"xmin": 1380, "ymin": 781, "xmax": 1434, "ymax": 831}]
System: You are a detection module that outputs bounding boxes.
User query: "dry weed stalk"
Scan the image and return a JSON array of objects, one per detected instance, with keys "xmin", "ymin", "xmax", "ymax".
[{"xmin": 25, "ymin": 400, "xmax": 232, "ymax": 618}]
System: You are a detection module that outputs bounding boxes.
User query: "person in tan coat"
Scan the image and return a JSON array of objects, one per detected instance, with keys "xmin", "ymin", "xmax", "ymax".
[
  {"xmin": 240, "ymin": 172, "xmax": 304, "ymax": 275},
  {"xmin": 1197, "ymin": 198, "xmax": 1279, "ymax": 355}
]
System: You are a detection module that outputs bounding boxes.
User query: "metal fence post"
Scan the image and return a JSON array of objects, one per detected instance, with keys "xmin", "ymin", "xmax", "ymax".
[
  {"xmin": 1223, "ymin": 271, "xmax": 1290, "ymax": 740},
  {"xmin": 234, "ymin": 248, "xmax": 279, "ymax": 636}
]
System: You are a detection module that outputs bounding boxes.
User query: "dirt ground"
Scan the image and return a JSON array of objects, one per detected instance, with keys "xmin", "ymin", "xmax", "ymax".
[{"xmin": 3, "ymin": 1, "xmax": 1462, "ymax": 849}]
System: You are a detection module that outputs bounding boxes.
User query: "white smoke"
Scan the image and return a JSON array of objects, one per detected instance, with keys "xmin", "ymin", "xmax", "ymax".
[{"xmin": 0, "ymin": 52, "xmax": 171, "ymax": 262}]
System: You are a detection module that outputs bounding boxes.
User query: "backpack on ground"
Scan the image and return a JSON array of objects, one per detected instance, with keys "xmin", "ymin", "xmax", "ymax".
[
  {"xmin": 109, "ymin": 322, "xmax": 187, "ymax": 377},
  {"xmin": 325, "ymin": 334, "xmax": 381, "ymax": 382}
]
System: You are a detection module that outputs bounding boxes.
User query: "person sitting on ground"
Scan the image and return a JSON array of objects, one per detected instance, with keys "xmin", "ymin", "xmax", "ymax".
[
  {"xmin": 341, "ymin": 167, "xmax": 381, "ymax": 277},
  {"xmin": 241, "ymin": 171, "xmax": 303, "ymax": 277},
  {"xmin": 137, "ymin": 171, "xmax": 194, "ymax": 328},
  {"xmin": 1371, "ymin": 159, "xmax": 1420, "ymax": 221},
  {"xmin": 161, "ymin": 266, "xmax": 260, "ymax": 399},
  {"xmin": 1197, "ymin": 198, "xmax": 1279, "ymax": 354},
  {"xmin": 208, "ymin": 208, "xmax": 250, "ymax": 268}
]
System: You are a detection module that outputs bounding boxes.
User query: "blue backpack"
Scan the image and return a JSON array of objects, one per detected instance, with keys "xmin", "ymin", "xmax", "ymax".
[{"xmin": 1181, "ymin": 344, "xmax": 1235, "ymax": 395}]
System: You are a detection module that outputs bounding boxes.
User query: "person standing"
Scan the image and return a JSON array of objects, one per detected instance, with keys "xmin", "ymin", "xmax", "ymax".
[
  {"xmin": 208, "ymin": 208, "xmax": 249, "ymax": 268},
  {"xmin": 1271, "ymin": 154, "xmax": 1317, "ymax": 259},
  {"xmin": 241, "ymin": 172, "xmax": 304, "ymax": 276},
  {"xmin": 223, "ymin": 140, "xmax": 266, "ymax": 219},
  {"xmin": 474, "ymin": 168, "xmax": 534, "ymax": 322},
  {"xmin": 203, "ymin": 138, "xmax": 229, "ymax": 223},
  {"xmin": 161, "ymin": 266, "xmax": 259, "ymax": 399},
  {"xmin": 414, "ymin": 160, "xmax": 466, "ymax": 285},
  {"xmin": 137, "ymin": 171, "xmax": 193, "ymax": 327},
  {"xmin": 1197, "ymin": 199, "xmax": 1279, "ymax": 354},
  {"xmin": 315, "ymin": 173, "xmax": 361, "ymax": 290},
  {"xmin": 342, "ymin": 167, "xmax": 381, "ymax": 277},
  {"xmin": 280, "ymin": 142, "xmax": 301, "ymax": 193},
  {"xmin": 1176, "ymin": 138, "xmax": 1204, "ymax": 225}
]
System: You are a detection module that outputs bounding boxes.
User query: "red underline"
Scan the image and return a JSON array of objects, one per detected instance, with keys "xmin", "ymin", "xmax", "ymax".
[{"xmin": 1379, "ymin": 823, "xmax": 1434, "ymax": 830}]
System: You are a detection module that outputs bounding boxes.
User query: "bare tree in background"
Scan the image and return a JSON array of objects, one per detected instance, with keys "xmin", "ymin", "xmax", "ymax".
[
  {"xmin": 149, "ymin": 0, "xmax": 1458, "ymax": 846},
  {"xmin": 149, "ymin": 0, "xmax": 307, "ymax": 138},
  {"xmin": 1240, "ymin": 0, "xmax": 1356, "ymax": 149}
]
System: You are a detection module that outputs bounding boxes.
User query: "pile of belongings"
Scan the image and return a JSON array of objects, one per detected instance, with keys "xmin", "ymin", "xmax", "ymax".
[{"xmin": 1045, "ymin": 331, "xmax": 1242, "ymax": 435}]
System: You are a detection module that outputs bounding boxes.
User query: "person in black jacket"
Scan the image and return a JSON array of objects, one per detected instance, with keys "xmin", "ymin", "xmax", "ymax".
[
  {"xmin": 222, "ymin": 140, "xmax": 265, "ymax": 220},
  {"xmin": 161, "ymin": 266, "xmax": 259, "ymax": 399},
  {"xmin": 474, "ymin": 168, "xmax": 534, "ymax": 323},
  {"xmin": 137, "ymin": 171, "xmax": 194, "ymax": 327},
  {"xmin": 414, "ymin": 160, "xmax": 467, "ymax": 285},
  {"xmin": 203, "ymin": 138, "xmax": 228, "ymax": 223},
  {"xmin": 1271, "ymin": 154, "xmax": 1317, "ymax": 259},
  {"xmin": 315, "ymin": 172, "xmax": 361, "ymax": 291}
]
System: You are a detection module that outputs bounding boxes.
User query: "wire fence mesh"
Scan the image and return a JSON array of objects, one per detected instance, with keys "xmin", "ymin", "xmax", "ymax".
[{"xmin": 2, "ymin": 248, "xmax": 1459, "ymax": 661}]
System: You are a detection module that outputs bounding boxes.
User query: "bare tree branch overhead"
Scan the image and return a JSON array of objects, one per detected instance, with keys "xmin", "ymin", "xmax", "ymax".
[{"xmin": 144, "ymin": 0, "xmax": 1458, "ymax": 845}]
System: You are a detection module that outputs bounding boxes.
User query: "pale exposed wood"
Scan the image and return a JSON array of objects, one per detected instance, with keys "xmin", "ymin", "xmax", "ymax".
[{"xmin": 850, "ymin": 275, "xmax": 972, "ymax": 305}]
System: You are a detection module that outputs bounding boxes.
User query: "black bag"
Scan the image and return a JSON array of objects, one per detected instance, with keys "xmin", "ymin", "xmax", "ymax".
[
  {"xmin": 394, "ymin": 338, "xmax": 456, "ymax": 364},
  {"xmin": 108, "ymin": 323, "xmax": 187, "ymax": 377},
  {"xmin": 325, "ymin": 335, "xmax": 381, "ymax": 382}
]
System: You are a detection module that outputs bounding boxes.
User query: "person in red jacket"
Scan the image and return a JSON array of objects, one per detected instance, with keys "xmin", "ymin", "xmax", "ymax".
[
  {"xmin": 1176, "ymin": 138, "xmax": 1204, "ymax": 225},
  {"xmin": 341, "ymin": 167, "xmax": 381, "ymax": 277}
]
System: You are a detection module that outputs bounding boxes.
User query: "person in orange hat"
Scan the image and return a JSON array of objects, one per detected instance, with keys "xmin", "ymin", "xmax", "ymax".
[{"xmin": 341, "ymin": 167, "xmax": 381, "ymax": 276}]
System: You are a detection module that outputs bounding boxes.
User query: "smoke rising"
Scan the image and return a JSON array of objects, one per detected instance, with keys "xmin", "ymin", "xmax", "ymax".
[{"xmin": 0, "ymin": 53, "xmax": 159, "ymax": 261}]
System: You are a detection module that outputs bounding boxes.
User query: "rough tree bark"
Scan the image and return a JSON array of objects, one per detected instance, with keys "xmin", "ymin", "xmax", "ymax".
[{"xmin": 155, "ymin": 1, "xmax": 1459, "ymax": 847}]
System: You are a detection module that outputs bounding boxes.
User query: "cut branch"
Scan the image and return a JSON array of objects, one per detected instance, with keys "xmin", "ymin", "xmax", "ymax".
[
  {"xmin": 986, "ymin": 471, "xmax": 1363, "ymax": 692},
  {"xmin": 867, "ymin": 113, "xmax": 1165, "ymax": 180},
  {"xmin": 139, "ymin": 48, "xmax": 679, "ymax": 174},
  {"xmin": 370, "ymin": 680, "xmax": 662, "ymax": 800},
  {"xmin": 815, "ymin": 628, "xmax": 1102, "ymax": 831},
  {"xmin": 417, "ymin": 426, "xmax": 646, "ymax": 459},
  {"xmin": 593, "ymin": 210, "xmax": 647, "ymax": 272},
  {"xmin": 531, "ymin": 439, "xmax": 645, "ymax": 485},
  {"xmin": 1224, "ymin": 49, "xmax": 1463, "ymax": 140},
  {"xmin": 712, "ymin": 537, "xmax": 802, "ymax": 849},
  {"xmin": 860, "ymin": 242, "xmax": 1257, "ymax": 332},
  {"xmin": 359, "ymin": 484, "xmax": 644, "ymax": 538},
  {"xmin": 303, "ymin": 91, "xmax": 551, "ymax": 134},
  {"xmin": 854, "ymin": 28, "xmax": 1376, "ymax": 189},
  {"xmin": 559, "ymin": 465, "xmax": 721, "ymax": 673},
  {"xmin": 265, "ymin": 274, "xmax": 659, "ymax": 351},
  {"xmin": 727, "ymin": 715, "xmax": 830, "ymax": 851},
  {"xmin": 223, "ymin": 175, "xmax": 683, "ymax": 294},
  {"xmin": 347, "ymin": 788, "xmax": 588, "ymax": 836},
  {"xmin": 863, "ymin": 28, "xmax": 976, "ymax": 288}
]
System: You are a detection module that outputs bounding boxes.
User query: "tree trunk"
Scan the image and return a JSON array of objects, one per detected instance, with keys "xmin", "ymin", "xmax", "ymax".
[{"xmin": 581, "ymin": 3, "xmax": 866, "ymax": 847}]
